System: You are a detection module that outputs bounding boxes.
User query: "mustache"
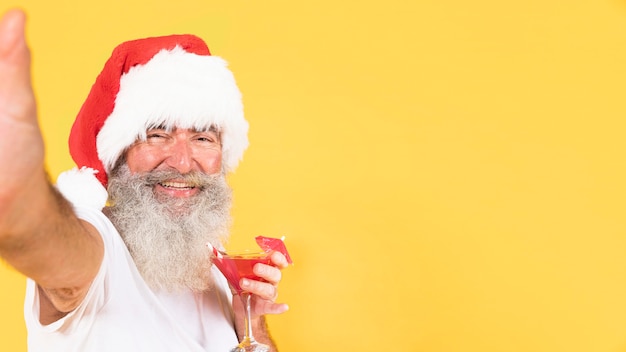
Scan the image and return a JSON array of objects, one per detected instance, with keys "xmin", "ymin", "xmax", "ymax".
[{"xmin": 136, "ymin": 170, "xmax": 221, "ymax": 189}]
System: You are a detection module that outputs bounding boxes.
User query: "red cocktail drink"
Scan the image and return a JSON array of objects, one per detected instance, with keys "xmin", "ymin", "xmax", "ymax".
[
  {"xmin": 207, "ymin": 237, "xmax": 291, "ymax": 352},
  {"xmin": 212, "ymin": 252, "xmax": 271, "ymax": 294}
]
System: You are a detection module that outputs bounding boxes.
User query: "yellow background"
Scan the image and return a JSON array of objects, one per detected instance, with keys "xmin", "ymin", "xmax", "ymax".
[{"xmin": 1, "ymin": 0, "xmax": 626, "ymax": 351}]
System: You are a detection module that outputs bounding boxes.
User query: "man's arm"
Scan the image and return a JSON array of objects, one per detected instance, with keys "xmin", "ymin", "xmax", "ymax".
[{"xmin": 0, "ymin": 9, "xmax": 103, "ymax": 319}]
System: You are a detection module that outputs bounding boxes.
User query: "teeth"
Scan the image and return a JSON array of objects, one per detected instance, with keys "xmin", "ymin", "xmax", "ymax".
[{"xmin": 160, "ymin": 181, "xmax": 194, "ymax": 189}]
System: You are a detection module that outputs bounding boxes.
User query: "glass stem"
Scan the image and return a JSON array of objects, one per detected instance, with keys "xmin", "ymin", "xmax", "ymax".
[{"xmin": 241, "ymin": 292, "xmax": 257, "ymax": 344}]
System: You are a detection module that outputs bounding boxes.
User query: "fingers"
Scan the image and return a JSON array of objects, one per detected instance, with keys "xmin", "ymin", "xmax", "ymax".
[
  {"xmin": 241, "ymin": 277, "xmax": 278, "ymax": 301},
  {"xmin": 238, "ymin": 278, "xmax": 289, "ymax": 318},
  {"xmin": 240, "ymin": 254, "xmax": 284, "ymax": 300},
  {"xmin": 254, "ymin": 260, "xmax": 283, "ymax": 284},
  {"xmin": 269, "ymin": 251, "xmax": 289, "ymax": 269},
  {"xmin": 253, "ymin": 299, "xmax": 289, "ymax": 316},
  {"xmin": 237, "ymin": 251, "xmax": 290, "ymax": 317},
  {"xmin": 239, "ymin": 252, "xmax": 286, "ymax": 298}
]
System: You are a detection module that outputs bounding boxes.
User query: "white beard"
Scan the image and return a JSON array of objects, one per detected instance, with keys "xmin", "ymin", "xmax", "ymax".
[{"xmin": 105, "ymin": 164, "xmax": 232, "ymax": 292}]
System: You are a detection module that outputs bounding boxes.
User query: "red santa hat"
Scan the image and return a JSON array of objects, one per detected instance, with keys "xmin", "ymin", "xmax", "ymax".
[{"xmin": 56, "ymin": 34, "xmax": 248, "ymax": 209}]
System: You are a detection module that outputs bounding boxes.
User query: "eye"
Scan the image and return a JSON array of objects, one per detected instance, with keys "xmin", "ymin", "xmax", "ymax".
[
  {"xmin": 146, "ymin": 129, "xmax": 168, "ymax": 140},
  {"xmin": 196, "ymin": 136, "xmax": 215, "ymax": 143},
  {"xmin": 194, "ymin": 131, "xmax": 220, "ymax": 144}
]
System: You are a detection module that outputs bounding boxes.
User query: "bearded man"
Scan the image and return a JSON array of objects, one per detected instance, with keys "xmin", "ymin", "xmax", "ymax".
[{"xmin": 0, "ymin": 9, "xmax": 289, "ymax": 352}]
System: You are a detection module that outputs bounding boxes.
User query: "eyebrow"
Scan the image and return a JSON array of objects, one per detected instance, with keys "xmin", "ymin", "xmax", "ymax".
[
  {"xmin": 146, "ymin": 123, "xmax": 169, "ymax": 131},
  {"xmin": 145, "ymin": 124, "xmax": 220, "ymax": 133}
]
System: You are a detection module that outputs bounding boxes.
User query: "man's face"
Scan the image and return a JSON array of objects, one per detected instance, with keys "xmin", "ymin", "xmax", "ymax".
[
  {"xmin": 125, "ymin": 127, "xmax": 222, "ymax": 198},
  {"xmin": 105, "ymin": 126, "xmax": 232, "ymax": 292}
]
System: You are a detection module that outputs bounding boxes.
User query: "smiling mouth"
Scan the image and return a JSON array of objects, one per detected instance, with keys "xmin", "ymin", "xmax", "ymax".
[{"xmin": 159, "ymin": 181, "xmax": 196, "ymax": 190}]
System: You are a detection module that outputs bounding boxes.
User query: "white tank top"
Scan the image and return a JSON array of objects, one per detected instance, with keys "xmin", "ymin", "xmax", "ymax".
[{"xmin": 24, "ymin": 205, "xmax": 238, "ymax": 351}]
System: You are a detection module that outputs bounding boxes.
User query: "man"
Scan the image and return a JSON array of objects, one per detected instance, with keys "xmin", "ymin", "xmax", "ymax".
[{"xmin": 0, "ymin": 9, "xmax": 289, "ymax": 352}]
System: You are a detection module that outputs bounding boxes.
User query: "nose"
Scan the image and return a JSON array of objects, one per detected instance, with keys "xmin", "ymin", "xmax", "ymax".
[{"xmin": 164, "ymin": 137, "xmax": 194, "ymax": 174}]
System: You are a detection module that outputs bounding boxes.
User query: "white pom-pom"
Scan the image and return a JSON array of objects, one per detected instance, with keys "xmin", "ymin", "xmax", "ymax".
[{"xmin": 56, "ymin": 167, "xmax": 108, "ymax": 210}]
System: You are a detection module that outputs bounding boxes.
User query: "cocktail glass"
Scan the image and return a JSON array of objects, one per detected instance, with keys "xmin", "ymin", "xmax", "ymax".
[{"xmin": 212, "ymin": 249, "xmax": 272, "ymax": 352}]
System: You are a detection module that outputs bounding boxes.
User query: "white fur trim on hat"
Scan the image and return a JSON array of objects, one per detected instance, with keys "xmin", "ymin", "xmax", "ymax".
[
  {"xmin": 96, "ymin": 46, "xmax": 249, "ymax": 174},
  {"xmin": 56, "ymin": 167, "xmax": 109, "ymax": 210}
]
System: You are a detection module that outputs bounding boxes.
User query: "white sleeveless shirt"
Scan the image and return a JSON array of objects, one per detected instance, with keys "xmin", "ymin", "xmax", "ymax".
[{"xmin": 24, "ymin": 205, "xmax": 238, "ymax": 351}]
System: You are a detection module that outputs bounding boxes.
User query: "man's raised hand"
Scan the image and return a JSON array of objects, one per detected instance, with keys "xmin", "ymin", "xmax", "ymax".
[{"xmin": 0, "ymin": 9, "xmax": 45, "ymax": 209}]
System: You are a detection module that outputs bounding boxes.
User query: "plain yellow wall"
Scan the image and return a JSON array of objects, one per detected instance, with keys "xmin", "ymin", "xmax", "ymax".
[{"xmin": 2, "ymin": 0, "xmax": 626, "ymax": 351}]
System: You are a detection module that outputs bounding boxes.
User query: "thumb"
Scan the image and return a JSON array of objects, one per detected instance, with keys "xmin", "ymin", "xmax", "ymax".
[
  {"xmin": 0, "ymin": 9, "xmax": 29, "ymax": 65},
  {"xmin": 0, "ymin": 9, "xmax": 35, "ymax": 122},
  {"xmin": 0, "ymin": 8, "xmax": 42, "ymax": 191}
]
